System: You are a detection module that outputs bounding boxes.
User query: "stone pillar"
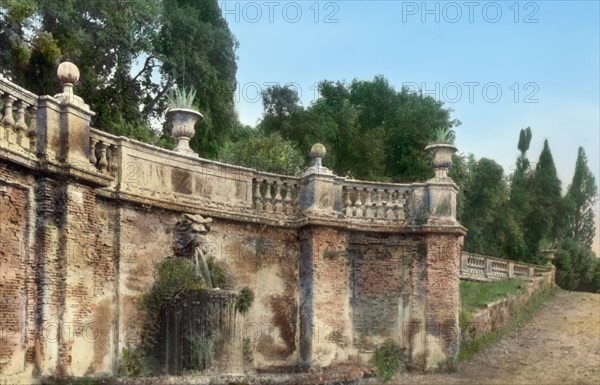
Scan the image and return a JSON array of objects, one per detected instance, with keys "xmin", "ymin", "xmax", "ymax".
[
  {"xmin": 422, "ymin": 232, "xmax": 463, "ymax": 370},
  {"xmin": 53, "ymin": 62, "xmax": 95, "ymax": 167},
  {"xmin": 299, "ymin": 226, "xmax": 354, "ymax": 368},
  {"xmin": 298, "ymin": 144, "xmax": 355, "ymax": 367},
  {"xmin": 508, "ymin": 261, "xmax": 515, "ymax": 278},
  {"xmin": 406, "ymin": 145, "xmax": 466, "ymax": 370},
  {"xmin": 299, "ymin": 143, "xmax": 342, "ymax": 215}
]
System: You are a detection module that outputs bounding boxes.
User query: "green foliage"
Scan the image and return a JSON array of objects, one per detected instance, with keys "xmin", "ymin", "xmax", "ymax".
[
  {"xmin": 219, "ymin": 131, "xmax": 305, "ymax": 175},
  {"xmin": 166, "ymin": 86, "xmax": 198, "ymax": 109},
  {"xmin": 460, "ymin": 157, "xmax": 516, "ymax": 257},
  {"xmin": 142, "ymin": 258, "xmax": 205, "ymax": 316},
  {"xmin": 460, "ymin": 278, "xmax": 525, "ymax": 317},
  {"xmin": 432, "ymin": 127, "xmax": 456, "ymax": 144},
  {"xmin": 119, "ymin": 347, "xmax": 140, "ymax": 376},
  {"xmin": 207, "ymin": 256, "xmax": 232, "ymax": 289},
  {"xmin": 369, "ymin": 340, "xmax": 407, "ymax": 382},
  {"xmin": 139, "ymin": 257, "xmax": 205, "ymax": 353},
  {"xmin": 517, "ymin": 127, "xmax": 532, "ymax": 154},
  {"xmin": 458, "ymin": 284, "xmax": 557, "ymax": 363},
  {"xmin": 236, "ymin": 287, "xmax": 254, "ymax": 315},
  {"xmin": 185, "ymin": 330, "xmax": 217, "ymax": 371},
  {"xmin": 555, "ymin": 238, "xmax": 599, "ymax": 292},
  {"xmin": 256, "ymin": 76, "xmax": 459, "ymax": 181},
  {"xmin": 242, "ymin": 337, "xmax": 254, "ymax": 366},
  {"xmin": 564, "ymin": 147, "xmax": 597, "ymax": 248},
  {"xmin": 0, "ymin": 0, "xmax": 237, "ymax": 156},
  {"xmin": 525, "ymin": 140, "xmax": 563, "ymax": 257},
  {"xmin": 158, "ymin": 0, "xmax": 238, "ymax": 158}
]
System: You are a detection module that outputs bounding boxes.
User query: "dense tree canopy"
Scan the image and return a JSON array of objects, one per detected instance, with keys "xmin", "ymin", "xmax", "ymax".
[
  {"xmin": 0, "ymin": 0, "xmax": 238, "ymax": 155},
  {"xmin": 256, "ymin": 77, "xmax": 460, "ymax": 181}
]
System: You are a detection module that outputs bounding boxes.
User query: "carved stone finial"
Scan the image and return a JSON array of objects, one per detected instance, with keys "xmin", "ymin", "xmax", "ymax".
[
  {"xmin": 57, "ymin": 62, "xmax": 80, "ymax": 85},
  {"xmin": 304, "ymin": 143, "xmax": 333, "ymax": 176},
  {"xmin": 55, "ymin": 62, "xmax": 89, "ymax": 108},
  {"xmin": 310, "ymin": 143, "xmax": 326, "ymax": 166}
]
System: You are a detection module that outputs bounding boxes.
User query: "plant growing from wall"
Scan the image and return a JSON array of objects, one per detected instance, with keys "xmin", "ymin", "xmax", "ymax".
[
  {"xmin": 207, "ymin": 256, "xmax": 233, "ymax": 289},
  {"xmin": 137, "ymin": 257, "xmax": 206, "ymax": 363},
  {"xmin": 369, "ymin": 340, "xmax": 408, "ymax": 382},
  {"xmin": 236, "ymin": 287, "xmax": 255, "ymax": 314},
  {"xmin": 185, "ymin": 330, "xmax": 218, "ymax": 371},
  {"xmin": 242, "ymin": 337, "xmax": 254, "ymax": 366}
]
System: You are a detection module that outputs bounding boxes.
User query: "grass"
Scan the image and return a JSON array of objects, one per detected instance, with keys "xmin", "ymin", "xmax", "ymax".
[
  {"xmin": 460, "ymin": 278, "xmax": 526, "ymax": 325},
  {"xmin": 457, "ymin": 283, "xmax": 558, "ymax": 363}
]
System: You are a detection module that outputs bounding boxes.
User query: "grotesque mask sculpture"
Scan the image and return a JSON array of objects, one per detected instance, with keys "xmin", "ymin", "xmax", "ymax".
[{"xmin": 174, "ymin": 214, "xmax": 213, "ymax": 288}]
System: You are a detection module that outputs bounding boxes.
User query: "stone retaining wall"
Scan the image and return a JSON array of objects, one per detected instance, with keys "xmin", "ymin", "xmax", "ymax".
[
  {"xmin": 461, "ymin": 276, "xmax": 554, "ymax": 345},
  {"xmin": 0, "ymin": 68, "xmax": 467, "ymax": 383}
]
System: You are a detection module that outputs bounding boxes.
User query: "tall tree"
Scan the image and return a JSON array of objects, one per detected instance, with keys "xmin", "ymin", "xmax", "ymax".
[
  {"xmin": 0, "ymin": 0, "xmax": 238, "ymax": 155},
  {"xmin": 508, "ymin": 127, "xmax": 534, "ymax": 260},
  {"xmin": 563, "ymin": 147, "xmax": 598, "ymax": 248},
  {"xmin": 460, "ymin": 158, "xmax": 509, "ymax": 255},
  {"xmin": 157, "ymin": 0, "xmax": 238, "ymax": 157},
  {"xmin": 256, "ymin": 77, "xmax": 460, "ymax": 181},
  {"xmin": 525, "ymin": 140, "xmax": 563, "ymax": 259}
]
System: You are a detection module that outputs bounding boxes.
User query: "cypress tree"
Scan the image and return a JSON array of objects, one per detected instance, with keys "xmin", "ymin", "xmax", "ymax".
[
  {"xmin": 564, "ymin": 147, "xmax": 597, "ymax": 248},
  {"xmin": 524, "ymin": 140, "xmax": 563, "ymax": 260}
]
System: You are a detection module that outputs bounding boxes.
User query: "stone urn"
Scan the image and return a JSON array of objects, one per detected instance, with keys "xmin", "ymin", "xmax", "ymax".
[
  {"xmin": 541, "ymin": 249, "xmax": 556, "ymax": 264},
  {"xmin": 167, "ymin": 107, "xmax": 203, "ymax": 156},
  {"xmin": 425, "ymin": 143, "xmax": 457, "ymax": 181}
]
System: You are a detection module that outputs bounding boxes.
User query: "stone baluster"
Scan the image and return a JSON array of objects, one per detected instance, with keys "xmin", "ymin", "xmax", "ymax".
[
  {"xmin": 375, "ymin": 189, "xmax": 385, "ymax": 218},
  {"xmin": 109, "ymin": 145, "xmax": 118, "ymax": 176},
  {"xmin": 14, "ymin": 101, "xmax": 28, "ymax": 148},
  {"xmin": 385, "ymin": 190, "xmax": 395, "ymax": 219},
  {"xmin": 27, "ymin": 105, "xmax": 37, "ymax": 152},
  {"xmin": 263, "ymin": 180, "xmax": 273, "ymax": 212},
  {"xmin": 283, "ymin": 182, "xmax": 293, "ymax": 215},
  {"xmin": 254, "ymin": 180, "xmax": 263, "ymax": 211},
  {"xmin": 364, "ymin": 188, "xmax": 373, "ymax": 218},
  {"xmin": 397, "ymin": 191, "xmax": 406, "ymax": 221},
  {"xmin": 293, "ymin": 183, "xmax": 301, "ymax": 214},
  {"xmin": 97, "ymin": 141, "xmax": 108, "ymax": 173},
  {"xmin": 89, "ymin": 137, "xmax": 98, "ymax": 166},
  {"xmin": 2, "ymin": 96, "xmax": 15, "ymax": 142},
  {"xmin": 344, "ymin": 188, "xmax": 353, "ymax": 217},
  {"xmin": 354, "ymin": 187, "xmax": 363, "ymax": 218},
  {"xmin": 273, "ymin": 181, "xmax": 283, "ymax": 213}
]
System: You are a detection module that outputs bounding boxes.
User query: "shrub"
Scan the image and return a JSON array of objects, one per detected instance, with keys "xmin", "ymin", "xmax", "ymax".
[
  {"xmin": 369, "ymin": 340, "xmax": 407, "ymax": 382},
  {"xmin": 236, "ymin": 287, "xmax": 255, "ymax": 314}
]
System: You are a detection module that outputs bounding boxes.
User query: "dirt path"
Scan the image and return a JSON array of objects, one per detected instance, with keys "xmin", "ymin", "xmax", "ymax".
[{"xmin": 389, "ymin": 290, "xmax": 600, "ymax": 385}]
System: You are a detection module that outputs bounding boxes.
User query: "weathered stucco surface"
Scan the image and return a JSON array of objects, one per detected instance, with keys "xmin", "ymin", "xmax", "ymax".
[{"xmin": 0, "ymin": 69, "xmax": 469, "ymax": 383}]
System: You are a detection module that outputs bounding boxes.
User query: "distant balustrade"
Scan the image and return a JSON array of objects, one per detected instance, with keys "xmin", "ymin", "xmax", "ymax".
[
  {"xmin": 460, "ymin": 251, "xmax": 554, "ymax": 282},
  {"xmin": 252, "ymin": 174, "xmax": 300, "ymax": 216}
]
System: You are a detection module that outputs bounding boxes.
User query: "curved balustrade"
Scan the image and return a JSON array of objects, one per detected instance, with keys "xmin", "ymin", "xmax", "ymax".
[
  {"xmin": 342, "ymin": 182, "xmax": 410, "ymax": 222},
  {"xmin": 461, "ymin": 252, "xmax": 553, "ymax": 282},
  {"xmin": 252, "ymin": 174, "xmax": 300, "ymax": 216},
  {"xmin": 0, "ymin": 78, "xmax": 39, "ymax": 155}
]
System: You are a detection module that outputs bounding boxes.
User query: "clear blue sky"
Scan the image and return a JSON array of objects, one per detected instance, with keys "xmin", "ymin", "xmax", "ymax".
[{"xmin": 221, "ymin": 0, "xmax": 600, "ymax": 251}]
